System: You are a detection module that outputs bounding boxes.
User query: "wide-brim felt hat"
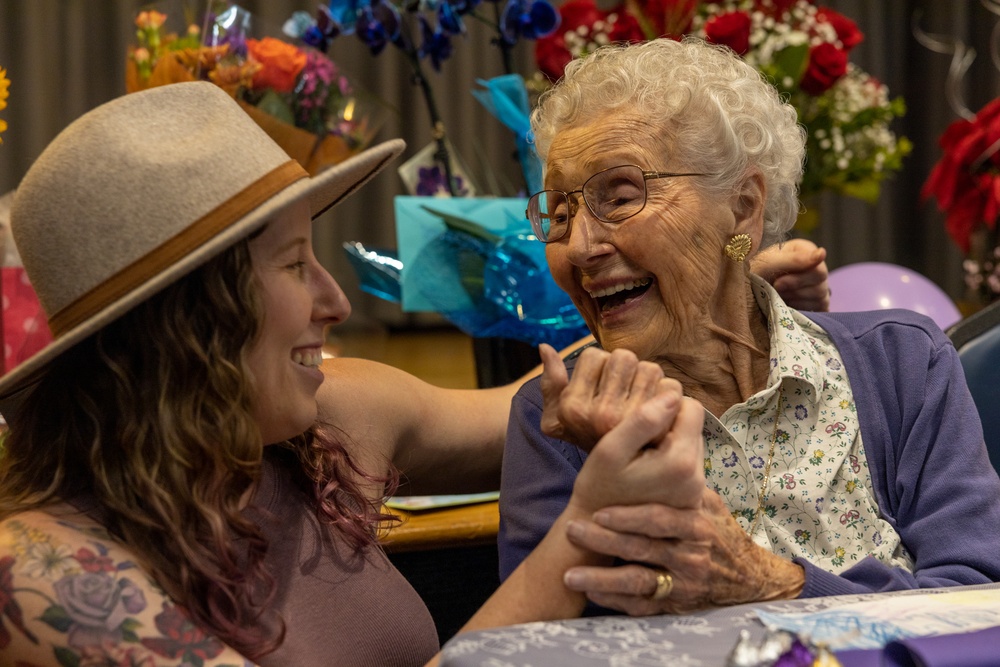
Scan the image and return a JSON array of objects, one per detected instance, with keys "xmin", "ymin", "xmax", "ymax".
[{"xmin": 0, "ymin": 81, "xmax": 404, "ymax": 417}]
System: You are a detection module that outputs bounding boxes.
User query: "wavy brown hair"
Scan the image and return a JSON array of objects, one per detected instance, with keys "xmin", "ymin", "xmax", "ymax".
[{"xmin": 0, "ymin": 235, "xmax": 396, "ymax": 658}]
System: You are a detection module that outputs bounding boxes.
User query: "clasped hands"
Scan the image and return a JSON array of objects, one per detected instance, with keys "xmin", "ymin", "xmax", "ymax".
[{"xmin": 540, "ymin": 344, "xmax": 805, "ymax": 616}]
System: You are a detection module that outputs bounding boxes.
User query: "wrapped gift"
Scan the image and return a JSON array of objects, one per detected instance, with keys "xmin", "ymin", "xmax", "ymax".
[{"xmin": 392, "ymin": 195, "xmax": 589, "ymax": 349}]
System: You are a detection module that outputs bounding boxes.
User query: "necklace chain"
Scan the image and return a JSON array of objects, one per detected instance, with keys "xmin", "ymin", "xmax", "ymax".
[{"xmin": 748, "ymin": 383, "xmax": 784, "ymax": 536}]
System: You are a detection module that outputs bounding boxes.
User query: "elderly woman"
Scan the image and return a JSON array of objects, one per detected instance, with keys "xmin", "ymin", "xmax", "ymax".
[{"xmin": 499, "ymin": 36, "xmax": 1000, "ymax": 614}]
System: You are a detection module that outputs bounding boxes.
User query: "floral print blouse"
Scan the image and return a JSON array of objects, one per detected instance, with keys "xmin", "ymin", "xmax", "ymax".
[{"xmin": 703, "ymin": 275, "xmax": 914, "ymax": 574}]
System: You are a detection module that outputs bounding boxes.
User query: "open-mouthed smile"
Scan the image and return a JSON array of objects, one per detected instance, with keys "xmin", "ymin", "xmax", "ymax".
[{"xmin": 586, "ymin": 277, "xmax": 654, "ymax": 314}]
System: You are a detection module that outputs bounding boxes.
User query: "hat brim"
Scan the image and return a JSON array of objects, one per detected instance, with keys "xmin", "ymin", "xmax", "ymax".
[{"xmin": 0, "ymin": 138, "xmax": 405, "ymax": 418}]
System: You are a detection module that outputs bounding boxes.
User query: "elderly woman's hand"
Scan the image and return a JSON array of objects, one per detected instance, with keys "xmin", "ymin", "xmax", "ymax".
[
  {"xmin": 539, "ymin": 343, "xmax": 682, "ymax": 451},
  {"xmin": 561, "ymin": 489, "xmax": 806, "ymax": 615},
  {"xmin": 751, "ymin": 239, "xmax": 830, "ymax": 312},
  {"xmin": 566, "ymin": 389, "xmax": 707, "ymax": 517}
]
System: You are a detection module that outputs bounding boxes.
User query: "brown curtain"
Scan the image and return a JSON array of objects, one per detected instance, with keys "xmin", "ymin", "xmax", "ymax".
[{"xmin": 0, "ymin": 0, "xmax": 997, "ymax": 327}]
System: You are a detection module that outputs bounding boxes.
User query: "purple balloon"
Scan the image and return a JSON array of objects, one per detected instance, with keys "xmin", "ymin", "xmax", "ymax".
[{"xmin": 827, "ymin": 262, "xmax": 961, "ymax": 331}]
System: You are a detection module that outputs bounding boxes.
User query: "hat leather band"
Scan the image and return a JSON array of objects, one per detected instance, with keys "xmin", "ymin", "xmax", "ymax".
[{"xmin": 48, "ymin": 160, "xmax": 309, "ymax": 337}]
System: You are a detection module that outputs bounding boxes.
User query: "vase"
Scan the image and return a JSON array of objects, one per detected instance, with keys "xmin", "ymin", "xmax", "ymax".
[{"xmin": 959, "ymin": 224, "xmax": 1000, "ymax": 316}]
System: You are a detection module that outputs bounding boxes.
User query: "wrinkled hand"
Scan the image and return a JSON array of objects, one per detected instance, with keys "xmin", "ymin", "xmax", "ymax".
[
  {"xmin": 562, "ymin": 490, "xmax": 805, "ymax": 615},
  {"xmin": 567, "ymin": 388, "xmax": 706, "ymax": 516},
  {"xmin": 539, "ymin": 343, "xmax": 681, "ymax": 451},
  {"xmin": 751, "ymin": 239, "xmax": 830, "ymax": 312}
]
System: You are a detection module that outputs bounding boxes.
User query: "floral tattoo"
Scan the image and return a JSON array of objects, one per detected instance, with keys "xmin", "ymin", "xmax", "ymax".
[{"xmin": 1, "ymin": 519, "xmax": 248, "ymax": 666}]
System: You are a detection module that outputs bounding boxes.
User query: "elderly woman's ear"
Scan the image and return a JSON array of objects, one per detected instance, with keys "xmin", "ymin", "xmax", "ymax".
[{"xmin": 731, "ymin": 171, "xmax": 767, "ymax": 255}]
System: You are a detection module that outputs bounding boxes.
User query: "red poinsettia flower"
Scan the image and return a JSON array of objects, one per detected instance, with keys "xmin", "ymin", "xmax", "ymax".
[
  {"xmin": 703, "ymin": 10, "xmax": 752, "ymax": 55},
  {"xmin": 815, "ymin": 7, "xmax": 863, "ymax": 50},
  {"xmin": 799, "ymin": 42, "xmax": 848, "ymax": 95},
  {"xmin": 923, "ymin": 98, "xmax": 1000, "ymax": 252},
  {"xmin": 535, "ymin": 0, "xmax": 644, "ymax": 81}
]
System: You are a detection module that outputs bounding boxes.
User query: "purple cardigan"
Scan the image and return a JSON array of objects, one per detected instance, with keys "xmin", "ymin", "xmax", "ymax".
[{"xmin": 499, "ymin": 309, "xmax": 1000, "ymax": 598}]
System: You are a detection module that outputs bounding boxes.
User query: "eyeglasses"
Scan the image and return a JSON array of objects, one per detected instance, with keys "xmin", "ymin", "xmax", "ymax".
[{"xmin": 526, "ymin": 164, "xmax": 709, "ymax": 243}]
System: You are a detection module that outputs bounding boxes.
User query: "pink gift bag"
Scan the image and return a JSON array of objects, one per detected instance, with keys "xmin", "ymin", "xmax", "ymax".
[{"xmin": 0, "ymin": 191, "xmax": 53, "ymax": 375}]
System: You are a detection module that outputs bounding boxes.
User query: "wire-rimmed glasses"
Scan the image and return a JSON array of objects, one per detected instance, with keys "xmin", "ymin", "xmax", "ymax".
[{"xmin": 526, "ymin": 164, "xmax": 709, "ymax": 243}]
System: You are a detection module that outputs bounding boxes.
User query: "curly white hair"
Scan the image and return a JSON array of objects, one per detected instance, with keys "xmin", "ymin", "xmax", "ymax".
[{"xmin": 530, "ymin": 36, "xmax": 806, "ymax": 249}]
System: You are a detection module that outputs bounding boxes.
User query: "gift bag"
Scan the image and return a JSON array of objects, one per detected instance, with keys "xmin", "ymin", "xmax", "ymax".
[{"xmin": 0, "ymin": 191, "xmax": 52, "ymax": 374}]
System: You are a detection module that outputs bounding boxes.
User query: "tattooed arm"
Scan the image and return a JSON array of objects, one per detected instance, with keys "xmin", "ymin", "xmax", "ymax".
[{"xmin": 0, "ymin": 509, "xmax": 257, "ymax": 667}]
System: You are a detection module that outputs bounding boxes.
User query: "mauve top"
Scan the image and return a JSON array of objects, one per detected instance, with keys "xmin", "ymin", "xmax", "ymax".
[
  {"xmin": 250, "ymin": 447, "xmax": 439, "ymax": 666},
  {"xmin": 71, "ymin": 445, "xmax": 439, "ymax": 665}
]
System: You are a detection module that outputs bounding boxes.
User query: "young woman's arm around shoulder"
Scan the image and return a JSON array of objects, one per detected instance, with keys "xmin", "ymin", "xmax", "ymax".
[{"xmin": 0, "ymin": 510, "xmax": 258, "ymax": 666}]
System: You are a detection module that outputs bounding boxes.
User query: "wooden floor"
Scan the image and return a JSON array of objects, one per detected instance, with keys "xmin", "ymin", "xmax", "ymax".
[{"xmin": 326, "ymin": 325, "xmax": 478, "ymax": 389}]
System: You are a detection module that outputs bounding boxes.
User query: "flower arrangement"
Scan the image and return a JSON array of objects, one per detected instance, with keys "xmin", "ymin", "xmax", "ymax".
[
  {"xmin": 533, "ymin": 0, "xmax": 911, "ymax": 231},
  {"xmin": 126, "ymin": 4, "xmax": 384, "ymax": 175},
  {"xmin": 922, "ymin": 98, "xmax": 1000, "ymax": 304},
  {"xmin": 285, "ymin": 0, "xmax": 560, "ymax": 196}
]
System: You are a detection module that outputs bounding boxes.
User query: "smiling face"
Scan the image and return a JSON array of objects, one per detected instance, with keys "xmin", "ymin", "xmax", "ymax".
[
  {"xmin": 246, "ymin": 199, "xmax": 350, "ymax": 444},
  {"xmin": 544, "ymin": 115, "xmax": 747, "ymax": 362}
]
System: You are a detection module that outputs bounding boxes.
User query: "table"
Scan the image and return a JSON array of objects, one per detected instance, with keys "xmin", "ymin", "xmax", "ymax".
[
  {"xmin": 439, "ymin": 582, "xmax": 1000, "ymax": 666},
  {"xmin": 379, "ymin": 500, "xmax": 500, "ymax": 553},
  {"xmin": 380, "ymin": 500, "xmax": 501, "ymax": 644}
]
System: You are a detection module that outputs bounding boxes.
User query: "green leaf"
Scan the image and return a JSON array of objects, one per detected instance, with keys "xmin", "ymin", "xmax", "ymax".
[
  {"xmin": 419, "ymin": 205, "xmax": 502, "ymax": 244},
  {"xmin": 256, "ymin": 89, "xmax": 295, "ymax": 126},
  {"xmin": 121, "ymin": 616, "xmax": 142, "ymax": 643},
  {"xmin": 770, "ymin": 44, "xmax": 810, "ymax": 86},
  {"xmin": 40, "ymin": 604, "xmax": 74, "ymax": 633},
  {"xmin": 54, "ymin": 646, "xmax": 80, "ymax": 667},
  {"xmin": 181, "ymin": 651, "xmax": 206, "ymax": 667}
]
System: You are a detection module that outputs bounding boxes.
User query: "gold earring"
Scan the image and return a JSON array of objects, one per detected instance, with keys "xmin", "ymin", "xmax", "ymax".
[{"xmin": 724, "ymin": 234, "xmax": 752, "ymax": 263}]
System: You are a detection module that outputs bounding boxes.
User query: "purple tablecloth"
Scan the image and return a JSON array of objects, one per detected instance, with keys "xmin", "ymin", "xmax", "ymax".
[{"xmin": 440, "ymin": 583, "xmax": 1000, "ymax": 667}]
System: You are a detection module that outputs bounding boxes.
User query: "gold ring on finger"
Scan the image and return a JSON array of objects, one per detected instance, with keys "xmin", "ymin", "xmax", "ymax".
[{"xmin": 649, "ymin": 569, "xmax": 673, "ymax": 601}]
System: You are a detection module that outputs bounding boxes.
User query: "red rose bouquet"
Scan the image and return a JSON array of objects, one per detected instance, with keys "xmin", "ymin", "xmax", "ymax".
[
  {"xmin": 923, "ymin": 99, "xmax": 1000, "ymax": 303},
  {"xmin": 533, "ymin": 0, "xmax": 911, "ymax": 231}
]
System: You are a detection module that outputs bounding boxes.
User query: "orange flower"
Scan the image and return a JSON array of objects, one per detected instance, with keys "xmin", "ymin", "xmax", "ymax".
[
  {"xmin": 247, "ymin": 37, "xmax": 306, "ymax": 93},
  {"xmin": 135, "ymin": 10, "xmax": 167, "ymax": 30},
  {"xmin": 0, "ymin": 67, "xmax": 9, "ymax": 144},
  {"xmin": 210, "ymin": 60, "xmax": 262, "ymax": 97}
]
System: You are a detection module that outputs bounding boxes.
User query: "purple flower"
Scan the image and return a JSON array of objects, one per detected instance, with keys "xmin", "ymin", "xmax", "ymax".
[
  {"xmin": 825, "ymin": 358, "xmax": 842, "ymax": 370},
  {"xmin": 722, "ymin": 452, "xmax": 738, "ymax": 468},
  {"xmin": 356, "ymin": 0, "xmax": 403, "ymax": 55},
  {"xmin": 794, "ymin": 404, "xmax": 808, "ymax": 419},
  {"xmin": 499, "ymin": 0, "xmax": 560, "ymax": 44},
  {"xmin": 872, "ymin": 530, "xmax": 882, "ymax": 546},
  {"xmin": 419, "ymin": 15, "xmax": 453, "ymax": 72},
  {"xmin": 749, "ymin": 455, "xmax": 764, "ymax": 469},
  {"xmin": 328, "ymin": 0, "xmax": 363, "ymax": 35},
  {"xmin": 815, "ymin": 497, "xmax": 825, "ymax": 513},
  {"xmin": 416, "ymin": 165, "xmax": 468, "ymax": 196},
  {"xmin": 53, "ymin": 572, "xmax": 147, "ymax": 650},
  {"xmin": 437, "ymin": 2, "xmax": 466, "ymax": 35}
]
